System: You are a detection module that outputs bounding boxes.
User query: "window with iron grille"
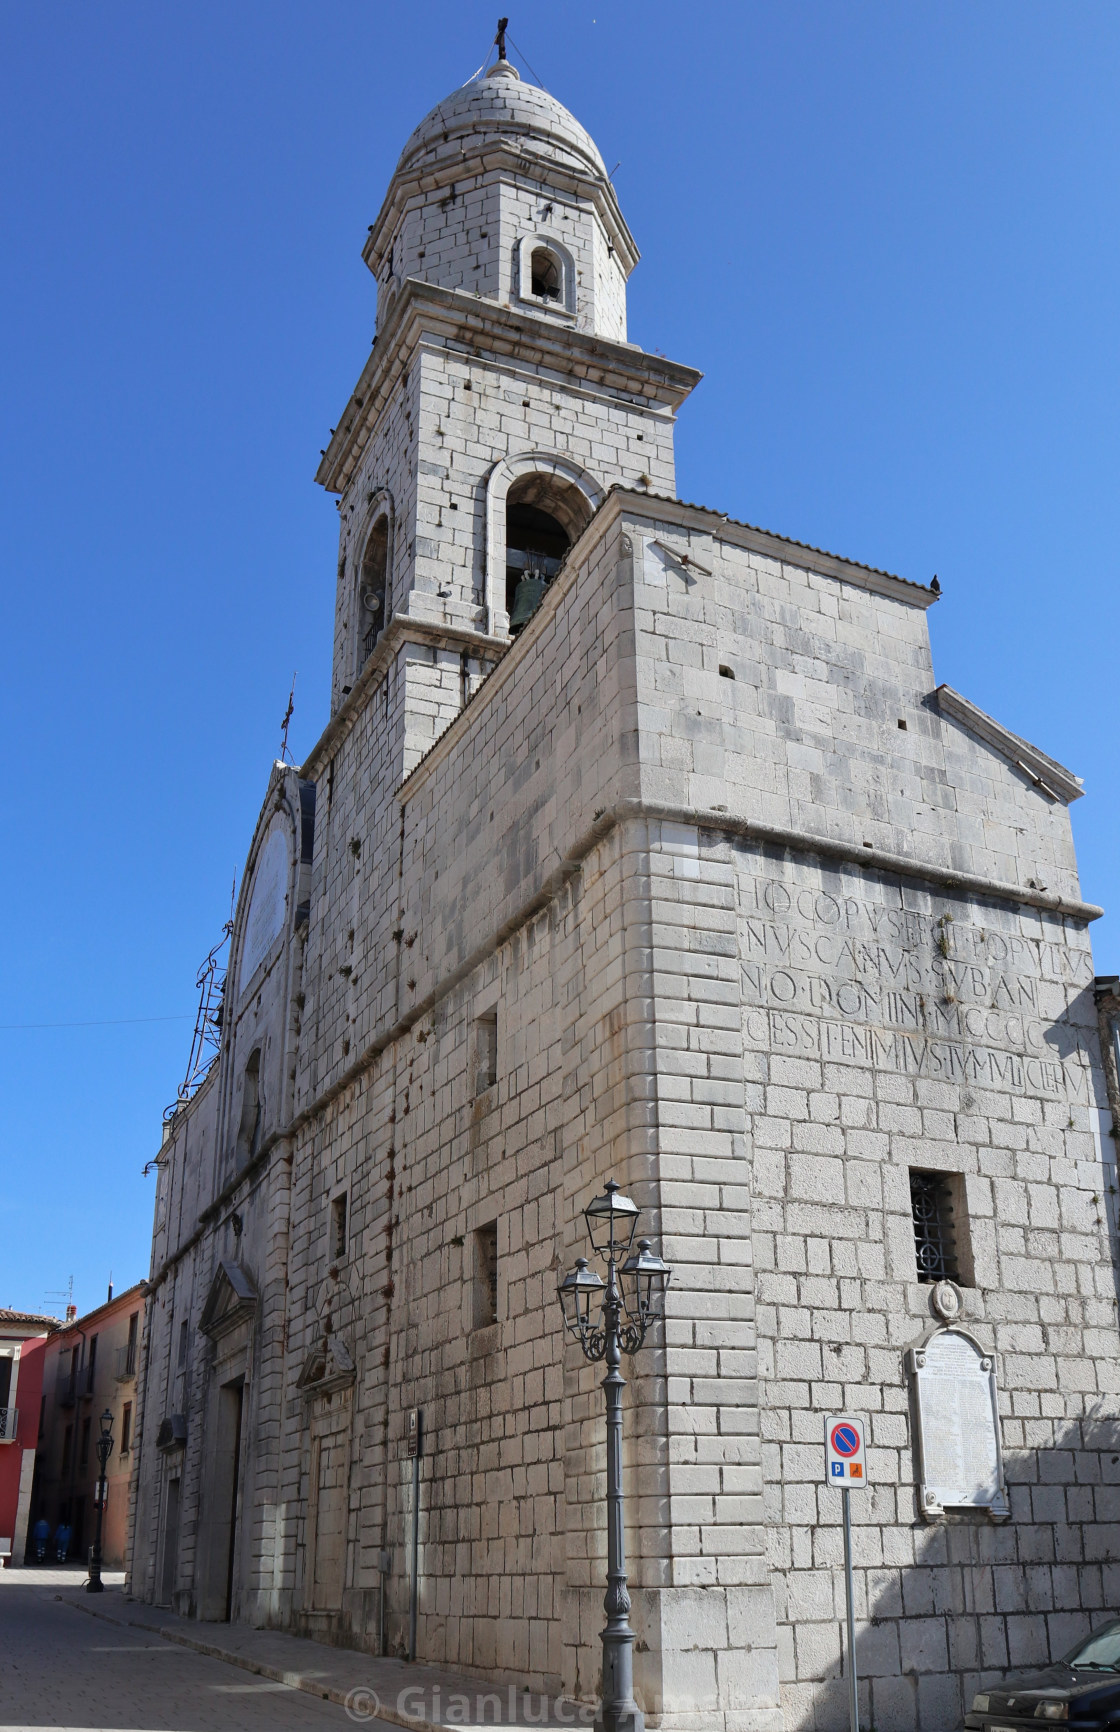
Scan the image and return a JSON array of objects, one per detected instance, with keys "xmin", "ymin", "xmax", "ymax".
[{"xmin": 910, "ymin": 1169, "xmax": 959, "ymax": 1283}]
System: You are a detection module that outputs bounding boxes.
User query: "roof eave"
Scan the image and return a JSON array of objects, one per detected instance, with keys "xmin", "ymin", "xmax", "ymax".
[
  {"xmin": 936, "ymin": 684, "xmax": 1084, "ymax": 803},
  {"xmin": 615, "ymin": 488, "xmax": 941, "ymax": 609}
]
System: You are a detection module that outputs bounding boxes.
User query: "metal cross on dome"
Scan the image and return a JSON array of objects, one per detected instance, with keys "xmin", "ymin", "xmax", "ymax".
[{"xmin": 495, "ymin": 17, "xmax": 509, "ymax": 60}]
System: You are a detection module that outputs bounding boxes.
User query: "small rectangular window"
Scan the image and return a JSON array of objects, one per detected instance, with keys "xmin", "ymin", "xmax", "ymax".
[
  {"xmin": 120, "ymin": 1402, "xmax": 133, "ymax": 1455},
  {"xmin": 177, "ymin": 1319, "xmax": 189, "ymax": 1371},
  {"xmin": 79, "ymin": 1416, "xmax": 91, "ymax": 1467},
  {"xmin": 910, "ymin": 1168, "xmax": 961, "ymax": 1283},
  {"xmin": 474, "ymin": 1222, "xmax": 499, "ymax": 1328},
  {"xmin": 86, "ymin": 1335, "xmax": 98, "ymax": 1394},
  {"xmin": 475, "ymin": 1012, "xmax": 498, "ymax": 1096},
  {"xmin": 331, "ymin": 1193, "xmax": 348, "ymax": 1261}
]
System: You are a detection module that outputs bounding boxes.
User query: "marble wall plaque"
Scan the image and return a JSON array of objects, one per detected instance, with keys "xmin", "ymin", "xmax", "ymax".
[{"xmin": 908, "ymin": 1327, "xmax": 1010, "ymax": 1521}]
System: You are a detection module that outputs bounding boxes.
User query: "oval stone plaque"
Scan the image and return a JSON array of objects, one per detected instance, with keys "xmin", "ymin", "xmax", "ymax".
[{"xmin": 909, "ymin": 1327, "xmax": 1010, "ymax": 1522}]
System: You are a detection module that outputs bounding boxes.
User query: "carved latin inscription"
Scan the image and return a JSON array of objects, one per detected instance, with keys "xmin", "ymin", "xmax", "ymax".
[{"xmin": 739, "ymin": 875, "xmax": 1093, "ymax": 1100}]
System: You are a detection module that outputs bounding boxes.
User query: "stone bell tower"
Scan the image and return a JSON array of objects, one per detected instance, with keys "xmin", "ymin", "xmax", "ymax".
[{"xmin": 314, "ymin": 46, "xmax": 700, "ymax": 758}]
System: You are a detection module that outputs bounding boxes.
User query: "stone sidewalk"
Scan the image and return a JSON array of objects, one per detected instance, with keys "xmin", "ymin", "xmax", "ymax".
[{"xmin": 58, "ymin": 1585, "xmax": 597, "ymax": 1730}]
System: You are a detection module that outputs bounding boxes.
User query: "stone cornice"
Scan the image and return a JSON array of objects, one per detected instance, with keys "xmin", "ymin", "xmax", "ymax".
[
  {"xmin": 936, "ymin": 684, "xmax": 1084, "ymax": 804},
  {"xmin": 363, "ymin": 138, "xmax": 639, "ymax": 278},
  {"xmin": 627, "ymin": 491, "xmax": 941, "ymax": 610},
  {"xmin": 271, "ymin": 799, "xmax": 1102, "ymax": 1162},
  {"xmin": 313, "ymin": 278, "xmax": 701, "ymax": 495}
]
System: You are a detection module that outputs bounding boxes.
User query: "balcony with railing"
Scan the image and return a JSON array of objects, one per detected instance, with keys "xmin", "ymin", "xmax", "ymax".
[
  {"xmin": 0, "ymin": 1408, "xmax": 18, "ymax": 1442},
  {"xmin": 115, "ymin": 1342, "xmax": 138, "ymax": 1382},
  {"xmin": 55, "ymin": 1363, "xmax": 77, "ymax": 1407}
]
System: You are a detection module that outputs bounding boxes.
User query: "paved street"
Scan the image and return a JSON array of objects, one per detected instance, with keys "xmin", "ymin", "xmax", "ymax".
[{"xmin": 0, "ymin": 1571, "xmax": 360, "ymax": 1731}]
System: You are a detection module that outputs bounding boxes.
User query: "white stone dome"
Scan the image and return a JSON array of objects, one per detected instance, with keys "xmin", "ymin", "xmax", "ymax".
[{"xmin": 395, "ymin": 60, "xmax": 607, "ymax": 181}]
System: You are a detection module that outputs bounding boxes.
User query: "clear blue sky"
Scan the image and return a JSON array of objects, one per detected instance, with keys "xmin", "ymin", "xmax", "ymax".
[{"xmin": 2, "ymin": 2, "xmax": 1117, "ymax": 1318}]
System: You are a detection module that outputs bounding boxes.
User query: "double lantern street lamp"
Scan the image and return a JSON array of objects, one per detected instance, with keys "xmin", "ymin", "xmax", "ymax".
[
  {"xmin": 558, "ymin": 1181, "xmax": 672, "ymax": 1732},
  {"xmin": 86, "ymin": 1408, "xmax": 114, "ymax": 1594}
]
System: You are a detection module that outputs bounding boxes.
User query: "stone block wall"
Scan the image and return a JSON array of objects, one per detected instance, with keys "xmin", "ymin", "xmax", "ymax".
[
  {"xmin": 626, "ymin": 510, "xmax": 1079, "ymax": 898},
  {"xmin": 406, "ymin": 342, "xmax": 675, "ymax": 637},
  {"xmin": 131, "ymin": 482, "xmax": 1117, "ymax": 1732},
  {"xmin": 383, "ymin": 175, "xmax": 506, "ymax": 318},
  {"xmin": 332, "ymin": 367, "xmax": 419, "ymax": 712},
  {"xmin": 736, "ymin": 849, "xmax": 1115, "ymax": 1731}
]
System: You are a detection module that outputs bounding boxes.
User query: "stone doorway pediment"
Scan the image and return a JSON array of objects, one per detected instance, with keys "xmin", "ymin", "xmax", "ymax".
[
  {"xmin": 199, "ymin": 1260, "xmax": 258, "ymax": 1342},
  {"xmin": 297, "ymin": 1332, "xmax": 356, "ymax": 1399}
]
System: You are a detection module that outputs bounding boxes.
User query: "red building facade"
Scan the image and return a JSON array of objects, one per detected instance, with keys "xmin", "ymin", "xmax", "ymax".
[{"xmin": 0, "ymin": 1312, "xmax": 56, "ymax": 1566}]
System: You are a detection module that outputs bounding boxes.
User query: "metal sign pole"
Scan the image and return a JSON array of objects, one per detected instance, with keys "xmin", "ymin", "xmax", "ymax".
[
  {"xmin": 409, "ymin": 1449, "xmax": 420, "ymax": 1661},
  {"xmin": 406, "ymin": 1407, "xmax": 423, "ymax": 1663},
  {"xmin": 842, "ymin": 1485, "xmax": 858, "ymax": 1732},
  {"xmin": 825, "ymin": 1413, "xmax": 865, "ymax": 1732}
]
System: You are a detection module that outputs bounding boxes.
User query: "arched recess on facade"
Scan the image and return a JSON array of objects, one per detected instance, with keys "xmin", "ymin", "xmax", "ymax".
[
  {"xmin": 484, "ymin": 454, "xmax": 603, "ymax": 636},
  {"xmin": 352, "ymin": 489, "xmax": 394, "ymax": 679},
  {"xmin": 221, "ymin": 764, "xmax": 309, "ymax": 1180}
]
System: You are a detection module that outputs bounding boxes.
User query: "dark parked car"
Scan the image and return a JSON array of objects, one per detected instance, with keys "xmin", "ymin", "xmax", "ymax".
[{"xmin": 966, "ymin": 1622, "xmax": 1120, "ymax": 1729}]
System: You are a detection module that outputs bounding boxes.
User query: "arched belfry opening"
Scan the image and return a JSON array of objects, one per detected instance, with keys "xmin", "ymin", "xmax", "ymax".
[
  {"xmin": 505, "ymin": 473, "xmax": 592, "ymax": 633},
  {"xmin": 530, "ymin": 247, "xmax": 561, "ymax": 302},
  {"xmin": 357, "ymin": 517, "xmax": 389, "ymax": 672}
]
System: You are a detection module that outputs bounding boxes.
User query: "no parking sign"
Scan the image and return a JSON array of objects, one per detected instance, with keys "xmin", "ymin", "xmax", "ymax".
[
  {"xmin": 825, "ymin": 1414, "xmax": 867, "ymax": 1486},
  {"xmin": 826, "ymin": 1415, "xmax": 868, "ymax": 1732}
]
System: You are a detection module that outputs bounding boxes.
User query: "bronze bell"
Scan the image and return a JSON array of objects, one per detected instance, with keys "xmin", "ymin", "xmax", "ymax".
[{"xmin": 509, "ymin": 573, "xmax": 547, "ymax": 631}]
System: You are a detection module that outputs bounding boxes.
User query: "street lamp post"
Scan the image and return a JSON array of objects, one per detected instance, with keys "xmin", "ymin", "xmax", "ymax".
[
  {"xmin": 86, "ymin": 1408, "xmax": 114, "ymax": 1594},
  {"xmin": 558, "ymin": 1181, "xmax": 672, "ymax": 1732}
]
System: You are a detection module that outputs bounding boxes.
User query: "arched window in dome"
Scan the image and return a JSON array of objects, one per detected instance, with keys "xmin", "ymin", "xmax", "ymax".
[
  {"xmin": 356, "ymin": 515, "xmax": 389, "ymax": 674},
  {"xmin": 505, "ymin": 472, "xmax": 593, "ymax": 633}
]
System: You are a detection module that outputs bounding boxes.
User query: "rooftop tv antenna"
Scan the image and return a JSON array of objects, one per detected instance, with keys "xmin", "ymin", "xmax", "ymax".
[{"xmin": 44, "ymin": 1275, "xmax": 74, "ymax": 1316}]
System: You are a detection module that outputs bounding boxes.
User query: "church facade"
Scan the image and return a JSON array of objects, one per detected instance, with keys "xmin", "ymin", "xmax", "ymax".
[{"xmin": 128, "ymin": 52, "xmax": 1120, "ymax": 1732}]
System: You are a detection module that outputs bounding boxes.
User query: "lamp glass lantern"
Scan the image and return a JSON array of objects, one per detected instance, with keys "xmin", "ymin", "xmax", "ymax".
[
  {"xmin": 558, "ymin": 1258, "xmax": 605, "ymax": 1341},
  {"xmin": 621, "ymin": 1238, "xmax": 672, "ymax": 1324},
  {"xmin": 584, "ymin": 1179, "xmax": 640, "ymax": 1261}
]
